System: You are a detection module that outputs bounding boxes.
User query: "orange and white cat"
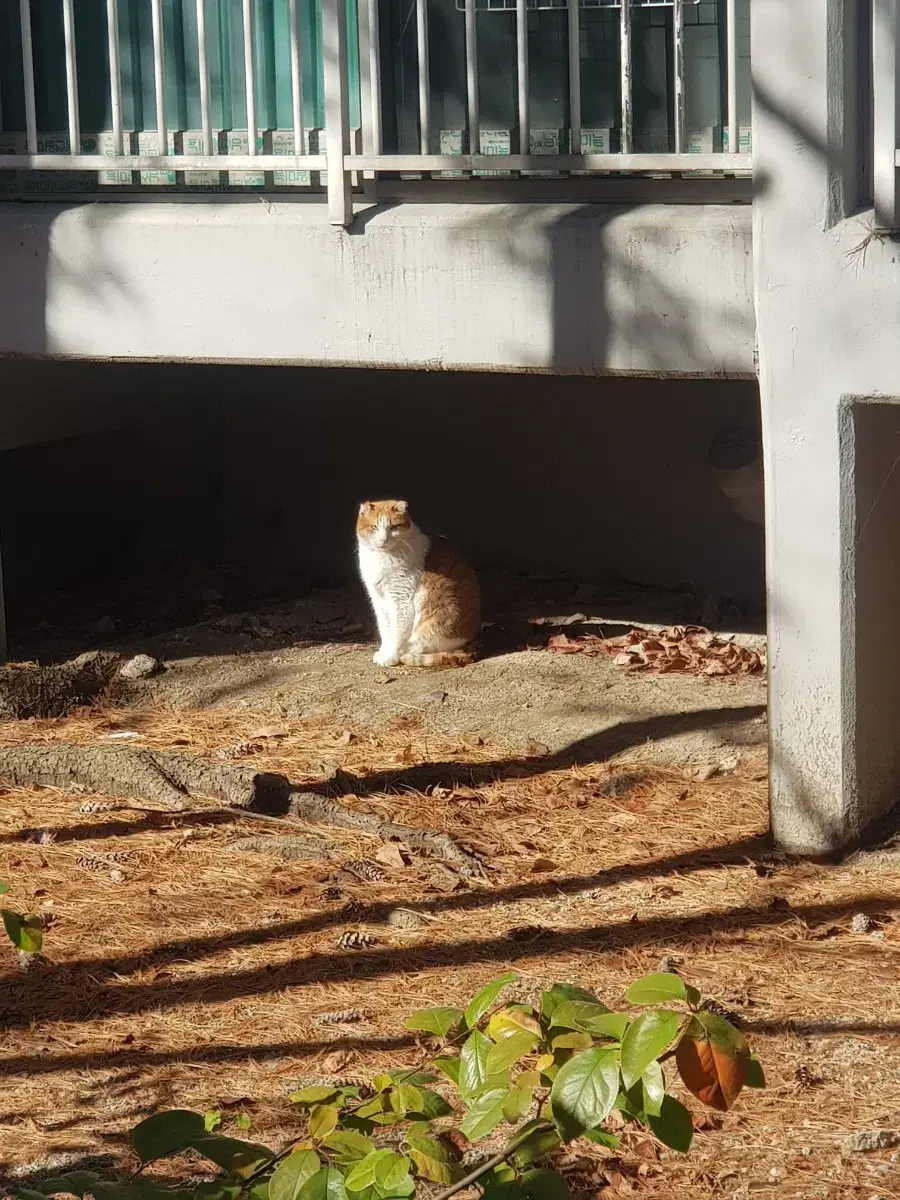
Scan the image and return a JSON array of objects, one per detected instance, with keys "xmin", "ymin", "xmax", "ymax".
[{"xmin": 356, "ymin": 500, "xmax": 480, "ymax": 668}]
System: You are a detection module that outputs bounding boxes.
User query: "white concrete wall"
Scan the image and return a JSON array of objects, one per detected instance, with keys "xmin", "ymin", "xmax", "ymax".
[
  {"xmin": 0, "ymin": 201, "xmax": 754, "ymax": 376},
  {"xmin": 753, "ymin": 0, "xmax": 900, "ymax": 853}
]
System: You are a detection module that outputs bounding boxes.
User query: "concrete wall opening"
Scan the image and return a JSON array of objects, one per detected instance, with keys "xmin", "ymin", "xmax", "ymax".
[{"xmin": 0, "ymin": 359, "xmax": 764, "ymax": 660}]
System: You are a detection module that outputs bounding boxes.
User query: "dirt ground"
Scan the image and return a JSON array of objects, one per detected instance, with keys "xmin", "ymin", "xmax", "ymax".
[
  {"xmin": 22, "ymin": 573, "xmax": 768, "ymax": 771},
  {"xmin": 2, "ymin": 577, "xmax": 898, "ymax": 1200}
]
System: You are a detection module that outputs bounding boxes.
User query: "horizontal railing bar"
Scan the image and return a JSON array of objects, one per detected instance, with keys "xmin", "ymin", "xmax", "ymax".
[
  {"xmin": 0, "ymin": 155, "xmax": 322, "ymax": 170},
  {"xmin": 1, "ymin": 152, "xmax": 751, "ymax": 175},
  {"xmin": 345, "ymin": 152, "xmax": 752, "ymax": 171}
]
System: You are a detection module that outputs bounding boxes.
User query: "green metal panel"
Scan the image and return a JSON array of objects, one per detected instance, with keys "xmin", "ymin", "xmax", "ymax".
[{"xmin": 0, "ymin": 0, "xmax": 359, "ymax": 138}]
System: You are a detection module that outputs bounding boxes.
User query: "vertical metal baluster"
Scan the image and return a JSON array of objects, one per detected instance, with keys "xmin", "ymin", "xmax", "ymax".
[
  {"xmin": 620, "ymin": 0, "xmax": 632, "ymax": 152},
  {"xmin": 464, "ymin": 0, "xmax": 478, "ymax": 153},
  {"xmin": 62, "ymin": 0, "xmax": 81, "ymax": 152},
  {"xmin": 516, "ymin": 0, "xmax": 528, "ymax": 154},
  {"xmin": 150, "ymin": 0, "xmax": 167, "ymax": 154},
  {"xmin": 673, "ymin": 0, "xmax": 685, "ymax": 153},
  {"xmin": 19, "ymin": 0, "xmax": 38, "ymax": 154}
]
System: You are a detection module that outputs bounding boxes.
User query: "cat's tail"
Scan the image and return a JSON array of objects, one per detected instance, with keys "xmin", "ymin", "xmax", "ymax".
[{"xmin": 399, "ymin": 646, "xmax": 475, "ymax": 668}]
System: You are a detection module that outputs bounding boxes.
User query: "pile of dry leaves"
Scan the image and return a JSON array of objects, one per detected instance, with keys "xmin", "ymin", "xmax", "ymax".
[{"xmin": 547, "ymin": 626, "xmax": 765, "ymax": 677}]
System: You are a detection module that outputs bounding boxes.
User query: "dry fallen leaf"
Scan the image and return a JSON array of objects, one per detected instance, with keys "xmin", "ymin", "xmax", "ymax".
[
  {"xmin": 530, "ymin": 857, "xmax": 558, "ymax": 873},
  {"xmin": 548, "ymin": 625, "xmax": 764, "ymax": 678},
  {"xmin": 250, "ymin": 724, "xmax": 288, "ymax": 740},
  {"xmin": 524, "ymin": 739, "xmax": 550, "ymax": 757},
  {"xmin": 374, "ymin": 843, "xmax": 407, "ymax": 869}
]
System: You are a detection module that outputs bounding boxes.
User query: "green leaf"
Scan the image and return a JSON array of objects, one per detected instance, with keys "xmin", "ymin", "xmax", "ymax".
[
  {"xmin": 375, "ymin": 1153, "xmax": 412, "ymax": 1193},
  {"xmin": 323, "ymin": 1132, "xmax": 375, "ymax": 1162},
  {"xmin": 270, "ymin": 1151, "xmax": 323, "ymax": 1200},
  {"xmin": 521, "ymin": 1169, "xmax": 570, "ymax": 1200},
  {"xmin": 745, "ymin": 1055, "xmax": 766, "ymax": 1088},
  {"xmin": 191, "ymin": 1135, "xmax": 275, "ymax": 1178},
  {"xmin": 14, "ymin": 1190, "xmax": 50, "ymax": 1200},
  {"xmin": 694, "ymin": 1011, "xmax": 749, "ymax": 1055},
  {"xmin": 463, "ymin": 972, "xmax": 518, "ymax": 1029},
  {"xmin": 385, "ymin": 1071, "xmax": 438, "ymax": 1086},
  {"xmin": 407, "ymin": 1088, "xmax": 454, "ymax": 1119},
  {"xmin": 459, "ymin": 1087, "xmax": 510, "ymax": 1140},
  {"xmin": 549, "ymin": 1002, "xmax": 627, "ymax": 1040},
  {"xmin": 133, "ymin": 1190, "xmax": 194, "ymax": 1200},
  {"xmin": 510, "ymin": 1123, "xmax": 562, "ymax": 1168},
  {"xmin": 581, "ymin": 1129, "xmax": 621, "ymax": 1149},
  {"xmin": 194, "ymin": 1184, "xmax": 242, "ymax": 1200},
  {"xmin": 404, "ymin": 1007, "xmax": 464, "ymax": 1037},
  {"xmin": 309, "ymin": 1105, "xmax": 340, "ymax": 1141},
  {"xmin": 550, "ymin": 1049, "xmax": 620, "ymax": 1141},
  {"xmin": 131, "ymin": 1110, "xmax": 207, "ymax": 1163},
  {"xmin": 486, "ymin": 1030, "xmax": 538, "ymax": 1074},
  {"xmin": 620, "ymin": 1010, "xmax": 680, "ymax": 1089},
  {"xmin": 613, "ymin": 1090, "xmax": 643, "ymax": 1120},
  {"xmin": 641, "ymin": 1061, "xmax": 665, "ymax": 1118},
  {"xmin": 539, "ymin": 984, "xmax": 601, "ymax": 1024},
  {"xmin": 406, "ymin": 1133, "xmax": 460, "ymax": 1186},
  {"xmin": 247, "ymin": 1182, "xmax": 270, "ymax": 1200},
  {"xmin": 345, "ymin": 1151, "xmax": 398, "ymax": 1193},
  {"xmin": 460, "ymin": 1030, "xmax": 494, "ymax": 1098},
  {"xmin": 624, "ymin": 973, "xmax": 700, "ymax": 1008},
  {"xmin": 290, "ymin": 1087, "xmax": 342, "ymax": 1108},
  {"xmin": 432, "ymin": 1056, "xmax": 461, "ymax": 1086},
  {"xmin": 235, "ymin": 1113, "xmax": 252, "ymax": 1131},
  {"xmin": 386, "ymin": 1085, "xmax": 420, "ymax": 1116},
  {"xmin": 204, "ymin": 1110, "xmax": 223, "ymax": 1133},
  {"xmin": 487, "ymin": 1007, "xmax": 542, "ymax": 1041},
  {"xmin": 647, "ymin": 1095, "xmax": 693, "ymax": 1152},
  {"xmin": 549, "ymin": 1031, "xmax": 593, "ymax": 1052},
  {"xmin": 503, "ymin": 1070, "xmax": 539, "ymax": 1122},
  {"xmin": 52, "ymin": 1174, "xmax": 101, "ymax": 1196},
  {"xmin": 297, "ymin": 1169, "xmax": 349, "ymax": 1200},
  {"xmin": 2, "ymin": 910, "xmax": 43, "ymax": 953},
  {"xmin": 37, "ymin": 1179, "xmax": 96, "ymax": 1198},
  {"xmin": 480, "ymin": 1184, "xmax": 527, "ymax": 1200},
  {"xmin": 0, "ymin": 881, "xmax": 9, "ymax": 895}
]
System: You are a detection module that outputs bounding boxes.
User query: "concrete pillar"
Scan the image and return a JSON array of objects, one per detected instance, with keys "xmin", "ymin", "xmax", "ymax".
[{"xmin": 754, "ymin": 0, "xmax": 900, "ymax": 854}]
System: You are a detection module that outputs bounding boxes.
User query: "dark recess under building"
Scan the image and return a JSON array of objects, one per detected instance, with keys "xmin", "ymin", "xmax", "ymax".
[{"xmin": 0, "ymin": 359, "xmax": 765, "ymax": 657}]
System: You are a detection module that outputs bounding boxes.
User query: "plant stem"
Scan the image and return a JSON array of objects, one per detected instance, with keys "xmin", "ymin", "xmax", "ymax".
[{"xmin": 431, "ymin": 1123, "xmax": 554, "ymax": 1200}]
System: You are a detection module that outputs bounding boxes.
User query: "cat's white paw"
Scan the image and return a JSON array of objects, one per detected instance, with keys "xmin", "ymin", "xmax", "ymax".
[{"xmin": 373, "ymin": 649, "xmax": 400, "ymax": 667}]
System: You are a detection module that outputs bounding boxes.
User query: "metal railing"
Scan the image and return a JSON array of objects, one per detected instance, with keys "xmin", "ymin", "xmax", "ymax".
[{"xmin": 0, "ymin": 0, "xmax": 751, "ymax": 226}]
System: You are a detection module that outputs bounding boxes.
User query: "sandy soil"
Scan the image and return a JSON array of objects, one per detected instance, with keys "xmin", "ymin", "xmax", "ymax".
[{"xmin": 36, "ymin": 574, "xmax": 768, "ymax": 772}]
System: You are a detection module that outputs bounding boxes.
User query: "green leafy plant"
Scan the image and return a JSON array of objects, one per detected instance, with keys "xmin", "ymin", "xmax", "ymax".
[
  {"xmin": 10, "ymin": 973, "xmax": 764, "ymax": 1200},
  {"xmin": 0, "ymin": 880, "xmax": 43, "ymax": 954}
]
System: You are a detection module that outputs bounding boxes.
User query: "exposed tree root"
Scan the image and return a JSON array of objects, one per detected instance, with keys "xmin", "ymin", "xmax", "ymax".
[{"xmin": 0, "ymin": 744, "xmax": 486, "ymax": 875}]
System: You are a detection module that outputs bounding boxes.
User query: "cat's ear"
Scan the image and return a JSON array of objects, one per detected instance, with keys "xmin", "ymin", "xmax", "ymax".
[
  {"xmin": 395, "ymin": 500, "xmax": 409, "ymax": 514},
  {"xmin": 359, "ymin": 500, "xmax": 373, "ymax": 514}
]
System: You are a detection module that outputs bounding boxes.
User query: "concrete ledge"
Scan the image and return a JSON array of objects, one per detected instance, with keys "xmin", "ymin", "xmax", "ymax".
[{"xmin": 0, "ymin": 201, "xmax": 754, "ymax": 376}]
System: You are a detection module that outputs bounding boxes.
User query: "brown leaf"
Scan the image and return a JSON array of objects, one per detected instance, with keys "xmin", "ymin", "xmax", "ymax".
[
  {"xmin": 441, "ymin": 1129, "xmax": 470, "ymax": 1156},
  {"xmin": 676, "ymin": 1029, "xmax": 749, "ymax": 1111},
  {"xmin": 630, "ymin": 1139, "xmax": 659, "ymax": 1161},
  {"xmin": 451, "ymin": 785, "xmax": 480, "ymax": 801},
  {"xmin": 336, "ymin": 730, "xmax": 355, "ymax": 745},
  {"xmin": 524, "ymin": 739, "xmax": 550, "ymax": 757},
  {"xmin": 250, "ymin": 724, "xmax": 288, "ymax": 739},
  {"xmin": 374, "ymin": 843, "xmax": 407, "ymax": 869},
  {"xmin": 530, "ymin": 857, "xmax": 558, "ymax": 873}
]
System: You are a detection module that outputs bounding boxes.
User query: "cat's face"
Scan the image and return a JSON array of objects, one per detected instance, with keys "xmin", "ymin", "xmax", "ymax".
[{"xmin": 357, "ymin": 499, "xmax": 412, "ymax": 549}]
